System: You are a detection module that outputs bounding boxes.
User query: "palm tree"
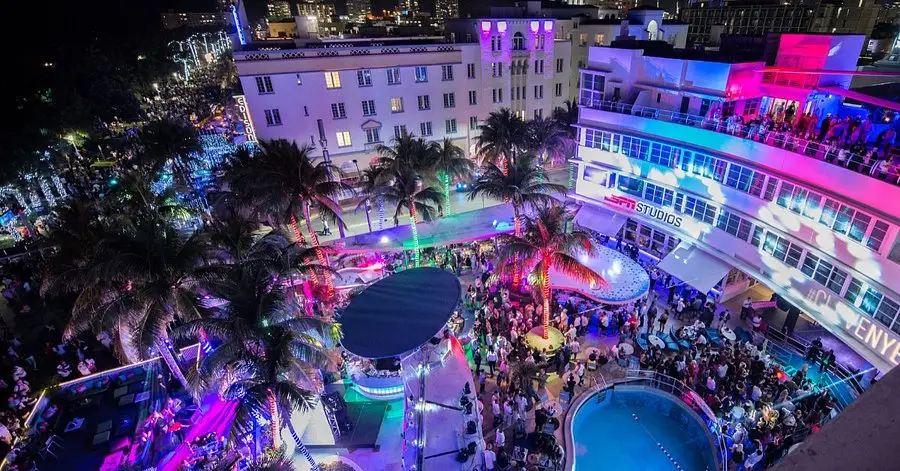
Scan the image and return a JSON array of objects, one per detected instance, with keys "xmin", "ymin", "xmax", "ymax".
[
  {"xmin": 229, "ymin": 139, "xmax": 350, "ymax": 292},
  {"xmin": 355, "ymin": 165, "xmax": 382, "ymax": 232},
  {"xmin": 137, "ymin": 117, "xmax": 202, "ymax": 184},
  {"xmin": 526, "ymin": 117, "xmax": 569, "ymax": 168},
  {"xmin": 45, "ymin": 220, "xmax": 213, "ymax": 389},
  {"xmin": 494, "ymin": 205, "xmax": 605, "ymax": 340},
  {"xmin": 431, "ymin": 138, "xmax": 472, "ymax": 215},
  {"xmin": 374, "ymin": 165, "xmax": 442, "ymax": 267},
  {"xmin": 467, "ymin": 154, "xmax": 567, "ymax": 289},
  {"xmin": 176, "ymin": 262, "xmax": 333, "ymax": 470},
  {"xmin": 475, "ymin": 108, "xmax": 527, "ymax": 172},
  {"xmin": 244, "ymin": 448, "xmax": 295, "ymax": 471},
  {"xmin": 551, "ymin": 100, "xmax": 578, "ymax": 140}
]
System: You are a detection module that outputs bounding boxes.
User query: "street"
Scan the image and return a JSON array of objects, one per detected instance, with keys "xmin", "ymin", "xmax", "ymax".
[{"xmin": 310, "ymin": 167, "xmax": 570, "ymax": 242}]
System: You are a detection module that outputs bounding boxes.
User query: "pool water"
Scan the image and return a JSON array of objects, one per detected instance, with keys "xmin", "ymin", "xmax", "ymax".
[{"xmin": 572, "ymin": 387, "xmax": 719, "ymax": 471}]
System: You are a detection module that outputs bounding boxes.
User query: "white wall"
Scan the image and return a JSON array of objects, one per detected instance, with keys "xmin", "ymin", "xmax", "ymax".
[
  {"xmin": 236, "ymin": 31, "xmax": 571, "ymax": 173},
  {"xmin": 572, "ymin": 143, "xmax": 900, "ymax": 372}
]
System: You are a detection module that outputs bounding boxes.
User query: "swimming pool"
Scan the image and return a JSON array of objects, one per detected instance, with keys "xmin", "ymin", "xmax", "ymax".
[{"xmin": 570, "ymin": 386, "xmax": 721, "ymax": 471}]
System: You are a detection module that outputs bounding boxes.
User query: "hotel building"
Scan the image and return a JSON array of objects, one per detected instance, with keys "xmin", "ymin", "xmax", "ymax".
[
  {"xmin": 233, "ymin": 19, "xmax": 572, "ymax": 174},
  {"xmin": 570, "ymin": 34, "xmax": 900, "ymax": 373}
]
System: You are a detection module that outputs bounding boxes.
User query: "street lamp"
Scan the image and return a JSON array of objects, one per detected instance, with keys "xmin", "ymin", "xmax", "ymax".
[{"xmin": 352, "ymin": 159, "xmax": 373, "ymax": 233}]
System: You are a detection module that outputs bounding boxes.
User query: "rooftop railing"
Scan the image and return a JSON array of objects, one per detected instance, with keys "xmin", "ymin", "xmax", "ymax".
[{"xmin": 581, "ymin": 100, "xmax": 900, "ymax": 185}]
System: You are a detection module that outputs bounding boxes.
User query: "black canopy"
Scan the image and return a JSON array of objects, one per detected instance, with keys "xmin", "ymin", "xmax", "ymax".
[{"xmin": 340, "ymin": 267, "xmax": 462, "ymax": 359}]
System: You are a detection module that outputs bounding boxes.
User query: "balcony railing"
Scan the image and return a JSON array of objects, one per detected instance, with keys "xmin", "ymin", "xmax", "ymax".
[{"xmin": 581, "ymin": 100, "xmax": 900, "ymax": 185}]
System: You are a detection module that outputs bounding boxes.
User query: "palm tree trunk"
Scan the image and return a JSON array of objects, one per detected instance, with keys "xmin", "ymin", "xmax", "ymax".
[
  {"xmin": 303, "ymin": 203, "xmax": 333, "ymax": 296},
  {"xmin": 542, "ymin": 262, "xmax": 551, "ymax": 340},
  {"xmin": 440, "ymin": 171, "xmax": 451, "ymax": 216},
  {"xmin": 290, "ymin": 214, "xmax": 307, "ymax": 245},
  {"xmin": 285, "ymin": 419, "xmax": 320, "ymax": 471},
  {"xmin": 377, "ymin": 196, "xmax": 384, "ymax": 230},
  {"xmin": 156, "ymin": 339, "xmax": 190, "ymax": 391},
  {"xmin": 512, "ymin": 205, "xmax": 521, "ymax": 291},
  {"xmin": 409, "ymin": 202, "xmax": 420, "ymax": 267},
  {"xmin": 291, "ymin": 213, "xmax": 318, "ymax": 285},
  {"xmin": 268, "ymin": 389, "xmax": 280, "ymax": 449}
]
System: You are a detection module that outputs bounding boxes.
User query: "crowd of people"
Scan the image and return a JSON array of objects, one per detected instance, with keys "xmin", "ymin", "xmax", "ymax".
[
  {"xmin": 425, "ymin": 234, "xmax": 846, "ymax": 471},
  {"xmin": 712, "ymin": 106, "xmax": 898, "ymax": 182},
  {"xmin": 0, "ymin": 255, "xmax": 119, "ymax": 463}
]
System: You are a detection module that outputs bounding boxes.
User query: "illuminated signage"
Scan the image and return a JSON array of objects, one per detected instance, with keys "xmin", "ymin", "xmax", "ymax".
[
  {"xmin": 604, "ymin": 195, "xmax": 683, "ymax": 228},
  {"xmin": 847, "ymin": 316, "xmax": 900, "ymax": 367},
  {"xmin": 233, "ymin": 94, "xmax": 257, "ymax": 142}
]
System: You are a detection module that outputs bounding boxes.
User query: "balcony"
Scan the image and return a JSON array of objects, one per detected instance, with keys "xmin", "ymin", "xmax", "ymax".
[{"xmin": 581, "ymin": 100, "xmax": 899, "ymax": 186}]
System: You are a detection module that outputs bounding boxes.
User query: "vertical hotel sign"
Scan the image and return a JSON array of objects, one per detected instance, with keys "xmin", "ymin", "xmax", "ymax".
[{"xmin": 234, "ymin": 94, "xmax": 257, "ymax": 143}]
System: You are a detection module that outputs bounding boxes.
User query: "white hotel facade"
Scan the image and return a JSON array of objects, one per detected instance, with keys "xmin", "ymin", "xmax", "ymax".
[
  {"xmin": 570, "ymin": 34, "xmax": 900, "ymax": 373},
  {"xmin": 233, "ymin": 19, "xmax": 572, "ymax": 175}
]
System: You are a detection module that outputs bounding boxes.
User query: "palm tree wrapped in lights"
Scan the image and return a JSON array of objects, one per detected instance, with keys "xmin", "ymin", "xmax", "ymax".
[
  {"xmin": 374, "ymin": 134, "xmax": 443, "ymax": 266},
  {"xmin": 468, "ymin": 154, "xmax": 566, "ymax": 290},
  {"xmin": 228, "ymin": 139, "xmax": 350, "ymax": 294},
  {"xmin": 431, "ymin": 138, "xmax": 472, "ymax": 216},
  {"xmin": 494, "ymin": 204, "xmax": 605, "ymax": 342},
  {"xmin": 475, "ymin": 108, "xmax": 528, "ymax": 173},
  {"xmin": 176, "ymin": 257, "xmax": 335, "ymax": 469},
  {"xmin": 374, "ymin": 165, "xmax": 442, "ymax": 268}
]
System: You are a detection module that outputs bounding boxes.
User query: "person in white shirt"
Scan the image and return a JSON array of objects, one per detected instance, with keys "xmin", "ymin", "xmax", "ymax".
[
  {"xmin": 706, "ymin": 375, "xmax": 716, "ymax": 393},
  {"xmin": 495, "ymin": 428, "xmax": 505, "ymax": 448},
  {"xmin": 483, "ymin": 443, "xmax": 497, "ymax": 471},
  {"xmin": 741, "ymin": 297, "xmax": 753, "ymax": 320},
  {"xmin": 744, "ymin": 448, "xmax": 764, "ymax": 470},
  {"xmin": 717, "ymin": 362, "xmax": 728, "ymax": 379}
]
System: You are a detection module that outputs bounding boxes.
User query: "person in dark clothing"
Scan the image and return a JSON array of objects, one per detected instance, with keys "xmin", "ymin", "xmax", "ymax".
[
  {"xmin": 820, "ymin": 349, "xmax": 835, "ymax": 373},
  {"xmin": 474, "ymin": 350, "xmax": 482, "ymax": 375}
]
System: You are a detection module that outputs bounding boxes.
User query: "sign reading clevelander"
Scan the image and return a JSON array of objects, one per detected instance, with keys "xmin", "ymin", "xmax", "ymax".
[{"xmin": 604, "ymin": 195, "xmax": 684, "ymax": 228}]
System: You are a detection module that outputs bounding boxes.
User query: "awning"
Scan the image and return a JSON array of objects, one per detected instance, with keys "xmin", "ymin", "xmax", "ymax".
[
  {"xmin": 573, "ymin": 204, "xmax": 628, "ymax": 237},
  {"xmin": 656, "ymin": 243, "xmax": 732, "ymax": 294}
]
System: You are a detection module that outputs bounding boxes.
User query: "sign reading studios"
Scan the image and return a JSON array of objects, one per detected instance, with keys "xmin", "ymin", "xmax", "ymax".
[{"xmin": 604, "ymin": 195, "xmax": 684, "ymax": 228}]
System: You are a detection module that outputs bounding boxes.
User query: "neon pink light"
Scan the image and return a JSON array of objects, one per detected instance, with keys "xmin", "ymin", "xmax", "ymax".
[
  {"xmin": 530, "ymin": 21, "xmax": 539, "ymax": 32},
  {"xmin": 497, "ymin": 21, "xmax": 507, "ymax": 33},
  {"xmin": 543, "ymin": 20, "xmax": 553, "ymax": 31},
  {"xmin": 481, "ymin": 21, "xmax": 491, "ymax": 32}
]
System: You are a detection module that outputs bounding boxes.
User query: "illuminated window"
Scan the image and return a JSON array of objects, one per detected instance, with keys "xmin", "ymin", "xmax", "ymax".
[
  {"xmin": 594, "ymin": 34, "xmax": 605, "ymax": 46},
  {"xmin": 616, "ymin": 175, "xmax": 644, "ymax": 197},
  {"xmin": 336, "ymin": 131, "xmax": 352, "ymax": 147},
  {"xmin": 848, "ymin": 212, "xmax": 871, "ymax": 243},
  {"xmin": 325, "ymin": 71, "xmax": 341, "ymax": 89},
  {"xmin": 644, "ymin": 183, "xmax": 674, "ymax": 207},
  {"xmin": 415, "ymin": 66, "xmax": 428, "ymax": 82},
  {"xmin": 390, "ymin": 97, "xmax": 403, "ymax": 113},
  {"xmin": 681, "ymin": 195, "xmax": 717, "ymax": 224}
]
